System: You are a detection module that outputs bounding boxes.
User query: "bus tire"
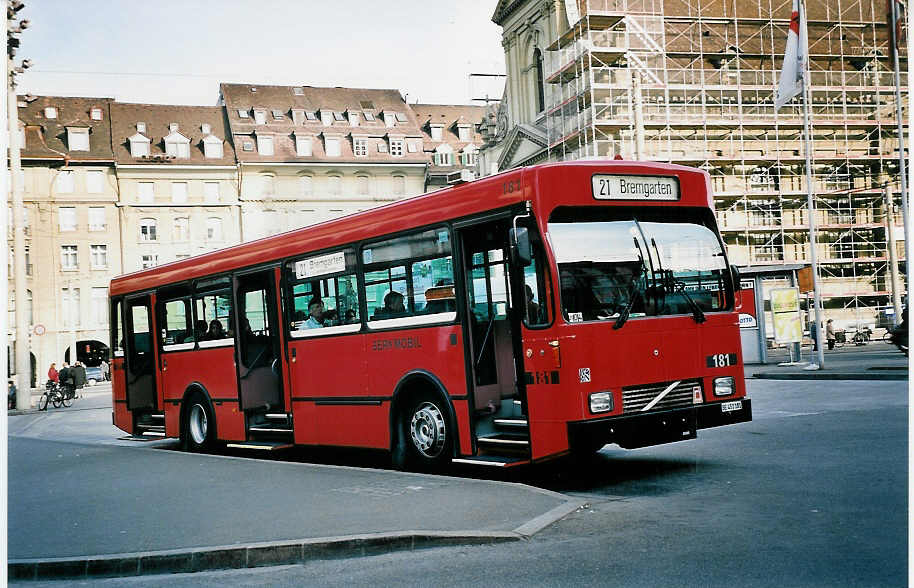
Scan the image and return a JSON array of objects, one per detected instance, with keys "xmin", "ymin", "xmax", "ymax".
[
  {"xmin": 402, "ymin": 392, "xmax": 452, "ymax": 471},
  {"xmin": 183, "ymin": 392, "xmax": 215, "ymax": 452}
]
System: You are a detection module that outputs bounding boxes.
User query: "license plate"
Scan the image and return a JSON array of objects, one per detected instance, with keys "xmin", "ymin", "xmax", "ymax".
[{"xmin": 721, "ymin": 401, "xmax": 742, "ymax": 413}]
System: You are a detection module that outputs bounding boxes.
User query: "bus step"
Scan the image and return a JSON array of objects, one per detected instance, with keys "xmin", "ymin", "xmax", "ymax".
[
  {"xmin": 118, "ymin": 434, "xmax": 161, "ymax": 442},
  {"xmin": 477, "ymin": 434, "xmax": 530, "ymax": 448},
  {"xmin": 452, "ymin": 455, "xmax": 530, "ymax": 467},
  {"xmin": 264, "ymin": 413, "xmax": 290, "ymax": 420},
  {"xmin": 247, "ymin": 427, "xmax": 293, "ymax": 434},
  {"xmin": 493, "ymin": 418, "xmax": 528, "ymax": 429},
  {"xmin": 140, "ymin": 430, "xmax": 165, "ymax": 438},
  {"xmin": 138, "ymin": 424, "xmax": 165, "ymax": 433},
  {"xmin": 226, "ymin": 441, "xmax": 294, "ymax": 451}
]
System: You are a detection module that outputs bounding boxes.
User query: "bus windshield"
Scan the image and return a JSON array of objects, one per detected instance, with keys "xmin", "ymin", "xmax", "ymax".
[{"xmin": 549, "ymin": 207, "xmax": 730, "ymax": 323}]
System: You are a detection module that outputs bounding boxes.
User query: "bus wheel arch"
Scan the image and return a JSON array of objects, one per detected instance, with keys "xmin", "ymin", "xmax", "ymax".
[
  {"xmin": 390, "ymin": 371, "xmax": 457, "ymax": 470},
  {"xmin": 181, "ymin": 384, "xmax": 218, "ymax": 452}
]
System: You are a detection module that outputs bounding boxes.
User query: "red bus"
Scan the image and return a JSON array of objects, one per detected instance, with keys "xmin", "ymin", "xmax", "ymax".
[{"xmin": 110, "ymin": 161, "xmax": 751, "ymax": 469}]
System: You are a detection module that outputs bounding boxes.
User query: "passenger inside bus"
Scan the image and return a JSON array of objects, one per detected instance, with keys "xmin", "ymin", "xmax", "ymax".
[
  {"xmin": 305, "ymin": 298, "xmax": 328, "ymax": 329},
  {"xmin": 373, "ymin": 291, "xmax": 407, "ymax": 319},
  {"xmin": 206, "ymin": 319, "xmax": 226, "ymax": 340}
]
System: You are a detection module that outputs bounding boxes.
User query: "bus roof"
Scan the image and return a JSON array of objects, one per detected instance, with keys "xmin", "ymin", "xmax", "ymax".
[{"xmin": 110, "ymin": 160, "xmax": 711, "ymax": 296}]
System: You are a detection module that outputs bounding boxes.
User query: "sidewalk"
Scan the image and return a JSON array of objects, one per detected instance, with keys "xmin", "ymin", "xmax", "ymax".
[
  {"xmin": 8, "ymin": 435, "xmax": 582, "ymax": 581},
  {"xmin": 746, "ymin": 341, "xmax": 908, "ymax": 380}
]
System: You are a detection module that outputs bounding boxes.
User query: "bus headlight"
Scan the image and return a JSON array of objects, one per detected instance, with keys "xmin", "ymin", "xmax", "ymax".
[
  {"xmin": 713, "ymin": 377, "xmax": 735, "ymax": 397},
  {"xmin": 589, "ymin": 391, "xmax": 613, "ymax": 413}
]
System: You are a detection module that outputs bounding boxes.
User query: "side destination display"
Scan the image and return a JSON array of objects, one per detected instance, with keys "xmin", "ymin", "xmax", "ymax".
[{"xmin": 592, "ymin": 174, "xmax": 680, "ymax": 201}]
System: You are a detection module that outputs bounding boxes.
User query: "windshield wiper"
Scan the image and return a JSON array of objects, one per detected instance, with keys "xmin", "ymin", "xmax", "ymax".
[
  {"xmin": 613, "ymin": 238, "xmax": 646, "ymax": 330},
  {"xmin": 670, "ymin": 273, "xmax": 707, "ymax": 324},
  {"xmin": 650, "ymin": 238, "xmax": 706, "ymax": 324}
]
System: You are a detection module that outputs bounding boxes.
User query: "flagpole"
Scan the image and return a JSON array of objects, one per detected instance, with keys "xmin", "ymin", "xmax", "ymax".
[
  {"xmin": 800, "ymin": 0, "xmax": 826, "ymax": 369},
  {"xmin": 890, "ymin": 0, "xmax": 910, "ymax": 306}
]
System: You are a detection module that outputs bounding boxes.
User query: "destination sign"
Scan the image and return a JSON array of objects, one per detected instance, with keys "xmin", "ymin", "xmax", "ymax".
[{"xmin": 592, "ymin": 174, "xmax": 680, "ymax": 201}]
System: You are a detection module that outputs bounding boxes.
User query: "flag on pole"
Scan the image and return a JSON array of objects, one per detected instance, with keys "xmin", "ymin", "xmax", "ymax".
[{"xmin": 775, "ymin": 0, "xmax": 808, "ymax": 111}]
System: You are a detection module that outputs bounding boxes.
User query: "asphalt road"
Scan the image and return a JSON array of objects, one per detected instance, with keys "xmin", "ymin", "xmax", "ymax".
[{"xmin": 10, "ymin": 378, "xmax": 907, "ymax": 587}]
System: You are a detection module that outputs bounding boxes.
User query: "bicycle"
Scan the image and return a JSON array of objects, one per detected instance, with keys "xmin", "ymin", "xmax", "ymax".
[{"xmin": 38, "ymin": 381, "xmax": 75, "ymax": 411}]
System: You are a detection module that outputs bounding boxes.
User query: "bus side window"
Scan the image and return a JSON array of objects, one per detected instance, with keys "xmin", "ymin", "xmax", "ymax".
[
  {"xmin": 161, "ymin": 298, "xmax": 193, "ymax": 349},
  {"xmin": 362, "ymin": 227, "xmax": 453, "ymax": 324},
  {"xmin": 193, "ymin": 289, "xmax": 233, "ymax": 345},
  {"xmin": 522, "ymin": 229, "xmax": 552, "ymax": 327},
  {"xmin": 111, "ymin": 299, "xmax": 124, "ymax": 357},
  {"xmin": 286, "ymin": 249, "xmax": 361, "ymax": 334}
]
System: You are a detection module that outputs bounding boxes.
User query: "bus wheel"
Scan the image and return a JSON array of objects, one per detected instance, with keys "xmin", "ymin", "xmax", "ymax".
[
  {"xmin": 404, "ymin": 394, "xmax": 451, "ymax": 470},
  {"xmin": 184, "ymin": 393, "xmax": 215, "ymax": 452}
]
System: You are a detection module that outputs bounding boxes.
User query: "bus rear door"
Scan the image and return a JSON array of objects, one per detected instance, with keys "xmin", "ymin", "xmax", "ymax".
[{"xmin": 124, "ymin": 294, "xmax": 158, "ymax": 412}]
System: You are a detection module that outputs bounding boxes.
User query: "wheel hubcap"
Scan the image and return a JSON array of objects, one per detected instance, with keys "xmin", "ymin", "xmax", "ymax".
[
  {"xmin": 189, "ymin": 403, "xmax": 208, "ymax": 445},
  {"xmin": 410, "ymin": 402, "xmax": 446, "ymax": 458}
]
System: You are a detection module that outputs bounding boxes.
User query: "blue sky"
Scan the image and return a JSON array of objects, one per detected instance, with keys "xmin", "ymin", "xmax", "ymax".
[{"xmin": 15, "ymin": 0, "xmax": 506, "ymax": 106}]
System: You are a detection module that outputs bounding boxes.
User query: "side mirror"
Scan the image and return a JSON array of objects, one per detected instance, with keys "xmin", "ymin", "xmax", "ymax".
[
  {"xmin": 731, "ymin": 265, "xmax": 742, "ymax": 291},
  {"xmin": 509, "ymin": 227, "xmax": 532, "ymax": 267}
]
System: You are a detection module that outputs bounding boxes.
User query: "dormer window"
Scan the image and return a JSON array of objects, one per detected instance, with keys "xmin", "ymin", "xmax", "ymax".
[
  {"xmin": 66, "ymin": 127, "xmax": 90, "ymax": 151},
  {"xmin": 202, "ymin": 135, "xmax": 224, "ymax": 159},
  {"xmin": 90, "ymin": 107, "xmax": 103, "ymax": 121},
  {"xmin": 320, "ymin": 110, "xmax": 333, "ymax": 126},
  {"xmin": 363, "ymin": 111, "xmax": 375, "ymax": 121},
  {"xmin": 305, "ymin": 111, "xmax": 318, "ymax": 122},
  {"xmin": 332, "ymin": 111, "xmax": 345, "ymax": 122},
  {"xmin": 271, "ymin": 109, "xmax": 284, "ymax": 120},
  {"xmin": 324, "ymin": 136, "xmax": 341, "ymax": 157},
  {"xmin": 129, "ymin": 133, "xmax": 151, "ymax": 157},
  {"xmin": 238, "ymin": 109, "xmax": 249, "ymax": 118},
  {"xmin": 395, "ymin": 112, "xmax": 408, "ymax": 123},
  {"xmin": 434, "ymin": 144, "xmax": 453, "ymax": 166},
  {"xmin": 457, "ymin": 125, "xmax": 471, "ymax": 142},
  {"xmin": 348, "ymin": 111, "xmax": 359, "ymax": 126},
  {"xmin": 292, "ymin": 109, "xmax": 305, "ymax": 124},
  {"xmin": 201, "ymin": 123, "xmax": 212, "ymax": 135},
  {"xmin": 44, "ymin": 106, "xmax": 57, "ymax": 119},
  {"xmin": 253, "ymin": 109, "xmax": 267, "ymax": 125},
  {"xmin": 256, "ymin": 134, "xmax": 274, "ymax": 155},
  {"xmin": 136, "ymin": 122, "xmax": 147, "ymax": 133},
  {"xmin": 295, "ymin": 134, "xmax": 312, "ymax": 156},
  {"xmin": 430, "ymin": 125, "xmax": 443, "ymax": 141},
  {"xmin": 382, "ymin": 112, "xmax": 395, "ymax": 128},
  {"xmin": 461, "ymin": 145, "xmax": 478, "ymax": 166},
  {"xmin": 164, "ymin": 129, "xmax": 191, "ymax": 159},
  {"xmin": 293, "ymin": 87, "xmax": 304, "ymax": 96}
]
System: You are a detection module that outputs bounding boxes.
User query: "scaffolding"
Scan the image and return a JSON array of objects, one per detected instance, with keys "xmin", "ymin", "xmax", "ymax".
[{"xmin": 544, "ymin": 0, "xmax": 908, "ymax": 328}]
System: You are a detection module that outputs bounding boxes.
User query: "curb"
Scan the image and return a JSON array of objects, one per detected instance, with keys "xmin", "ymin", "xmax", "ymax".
[
  {"xmin": 752, "ymin": 372, "xmax": 907, "ymax": 381},
  {"xmin": 8, "ymin": 531, "xmax": 521, "ymax": 581}
]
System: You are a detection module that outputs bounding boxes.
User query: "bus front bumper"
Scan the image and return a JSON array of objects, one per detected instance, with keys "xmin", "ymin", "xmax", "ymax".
[{"xmin": 568, "ymin": 398, "xmax": 752, "ymax": 451}]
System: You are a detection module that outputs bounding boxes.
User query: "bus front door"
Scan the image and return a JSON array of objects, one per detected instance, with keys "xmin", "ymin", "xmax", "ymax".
[
  {"xmin": 124, "ymin": 295, "xmax": 158, "ymax": 411},
  {"xmin": 459, "ymin": 221, "xmax": 527, "ymax": 458},
  {"xmin": 234, "ymin": 270, "xmax": 284, "ymax": 413}
]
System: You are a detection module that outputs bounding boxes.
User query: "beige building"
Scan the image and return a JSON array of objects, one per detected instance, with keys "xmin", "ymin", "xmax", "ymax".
[
  {"xmin": 482, "ymin": 0, "xmax": 908, "ymax": 332},
  {"xmin": 219, "ymin": 83, "xmax": 429, "ymax": 239},
  {"xmin": 13, "ymin": 96, "xmax": 122, "ymax": 380},
  {"xmin": 110, "ymin": 103, "xmax": 241, "ymax": 272}
]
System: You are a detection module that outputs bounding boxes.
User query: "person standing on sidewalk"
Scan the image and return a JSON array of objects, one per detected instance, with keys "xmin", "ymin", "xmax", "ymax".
[{"xmin": 826, "ymin": 319, "xmax": 837, "ymax": 350}]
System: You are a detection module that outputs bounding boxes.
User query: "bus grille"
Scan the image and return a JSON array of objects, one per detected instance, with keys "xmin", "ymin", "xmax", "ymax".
[{"xmin": 622, "ymin": 380, "xmax": 700, "ymax": 413}]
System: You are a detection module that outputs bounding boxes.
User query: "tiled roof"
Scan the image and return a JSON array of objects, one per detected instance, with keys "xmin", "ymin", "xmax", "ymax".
[
  {"xmin": 219, "ymin": 83, "xmax": 428, "ymax": 164},
  {"xmin": 110, "ymin": 103, "xmax": 236, "ymax": 165},
  {"xmin": 17, "ymin": 96, "xmax": 115, "ymax": 162}
]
